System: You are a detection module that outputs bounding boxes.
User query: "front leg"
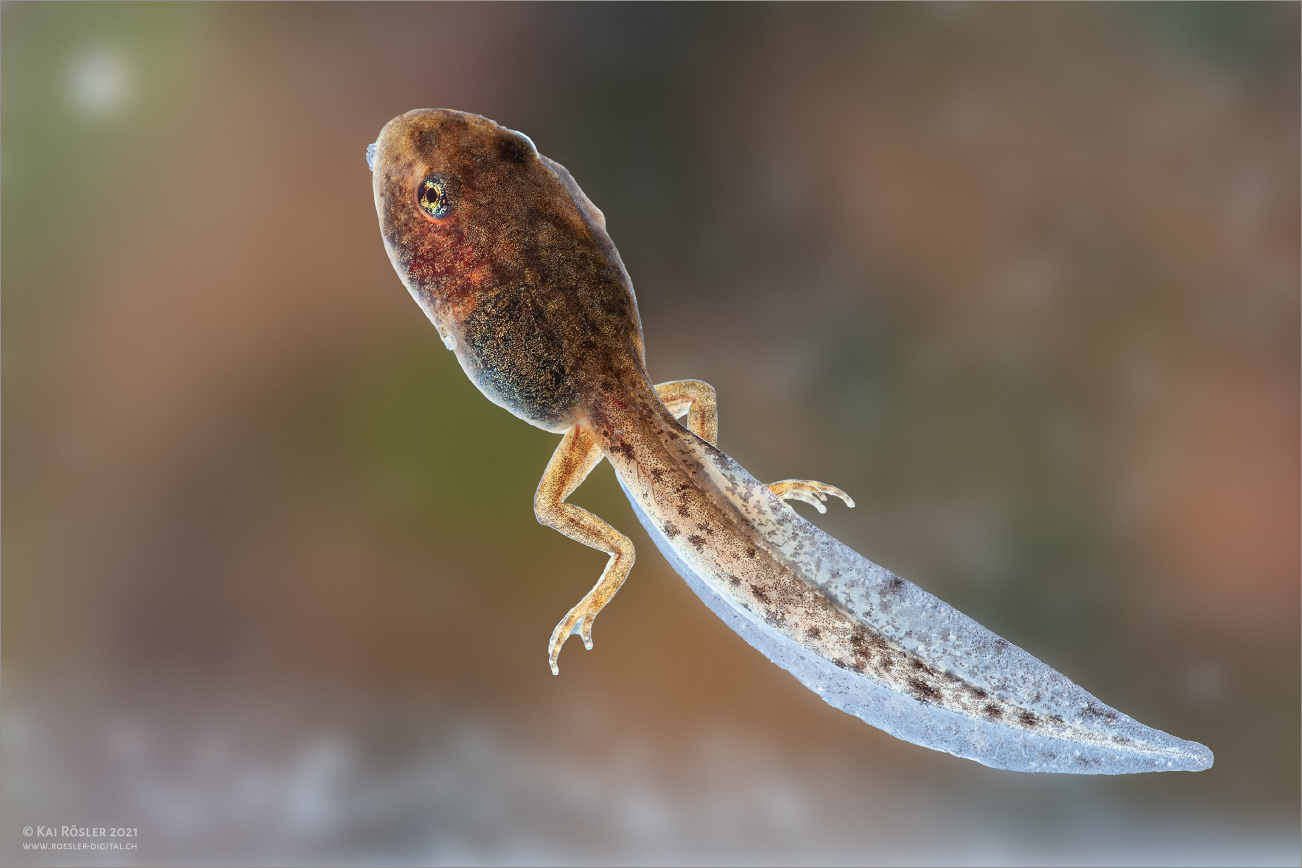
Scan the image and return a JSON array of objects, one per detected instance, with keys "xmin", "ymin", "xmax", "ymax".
[
  {"xmin": 654, "ymin": 379, "xmax": 854, "ymax": 513},
  {"xmin": 535, "ymin": 426, "xmax": 636, "ymax": 674}
]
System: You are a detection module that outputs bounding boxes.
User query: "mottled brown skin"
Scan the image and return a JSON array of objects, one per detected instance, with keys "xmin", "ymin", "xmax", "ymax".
[
  {"xmin": 371, "ymin": 109, "xmax": 1031, "ymax": 721},
  {"xmin": 372, "ymin": 108, "xmax": 853, "ymax": 674},
  {"xmin": 373, "ymin": 109, "xmax": 648, "ymax": 432}
]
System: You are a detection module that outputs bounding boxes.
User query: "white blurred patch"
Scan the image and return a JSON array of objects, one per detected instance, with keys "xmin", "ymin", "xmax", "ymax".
[
  {"xmin": 68, "ymin": 48, "xmax": 132, "ymax": 117},
  {"xmin": 285, "ymin": 736, "xmax": 352, "ymax": 837},
  {"xmin": 2, "ymin": 685, "xmax": 1295, "ymax": 866}
]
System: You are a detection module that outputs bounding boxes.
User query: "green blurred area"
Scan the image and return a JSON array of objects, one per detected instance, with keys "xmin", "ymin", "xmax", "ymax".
[{"xmin": 2, "ymin": 3, "xmax": 1298, "ymax": 864}]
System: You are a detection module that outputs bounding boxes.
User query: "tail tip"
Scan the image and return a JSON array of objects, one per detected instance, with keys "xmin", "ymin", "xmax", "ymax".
[
  {"xmin": 1184, "ymin": 741, "xmax": 1214, "ymax": 772},
  {"xmin": 1156, "ymin": 739, "xmax": 1213, "ymax": 773}
]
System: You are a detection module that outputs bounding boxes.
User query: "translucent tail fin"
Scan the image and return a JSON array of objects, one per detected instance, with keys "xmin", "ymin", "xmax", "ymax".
[{"xmin": 614, "ymin": 445, "xmax": 1212, "ymax": 775}]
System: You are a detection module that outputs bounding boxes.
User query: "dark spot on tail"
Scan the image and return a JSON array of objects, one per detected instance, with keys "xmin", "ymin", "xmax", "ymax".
[
  {"xmin": 983, "ymin": 703, "xmax": 1002, "ymax": 721},
  {"xmin": 746, "ymin": 547, "xmax": 757, "ymax": 559},
  {"xmin": 687, "ymin": 534, "xmax": 706, "ymax": 549},
  {"xmin": 849, "ymin": 628, "xmax": 887, "ymax": 653},
  {"xmin": 972, "ymin": 687, "xmax": 988, "ymax": 699},
  {"xmin": 805, "ymin": 625, "xmax": 822, "ymax": 640},
  {"xmin": 834, "ymin": 656, "xmax": 867, "ymax": 674},
  {"xmin": 886, "ymin": 576, "xmax": 905, "ymax": 594},
  {"xmin": 749, "ymin": 584, "xmax": 770, "ymax": 606},
  {"xmin": 661, "ymin": 523, "xmax": 679, "ymax": 540},
  {"xmin": 907, "ymin": 677, "xmax": 941, "ymax": 704},
  {"xmin": 677, "ymin": 503, "xmax": 691, "ymax": 518},
  {"xmin": 1018, "ymin": 711, "xmax": 1039, "ymax": 728},
  {"xmin": 728, "ymin": 576, "xmax": 741, "ymax": 587},
  {"xmin": 1082, "ymin": 704, "xmax": 1119, "ymax": 723}
]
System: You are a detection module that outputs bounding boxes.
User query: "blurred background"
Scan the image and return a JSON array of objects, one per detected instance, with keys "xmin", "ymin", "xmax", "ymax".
[{"xmin": 2, "ymin": 3, "xmax": 1298, "ymax": 865}]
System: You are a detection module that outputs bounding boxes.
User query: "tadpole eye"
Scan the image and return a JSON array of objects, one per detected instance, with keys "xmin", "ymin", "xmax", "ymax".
[{"xmin": 418, "ymin": 174, "xmax": 453, "ymax": 220}]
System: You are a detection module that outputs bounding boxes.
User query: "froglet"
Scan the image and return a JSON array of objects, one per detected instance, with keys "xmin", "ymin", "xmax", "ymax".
[{"xmin": 368, "ymin": 109, "xmax": 1212, "ymax": 774}]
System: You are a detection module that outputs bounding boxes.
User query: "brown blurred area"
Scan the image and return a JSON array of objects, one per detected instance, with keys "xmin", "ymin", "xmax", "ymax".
[{"xmin": 2, "ymin": 3, "xmax": 1297, "ymax": 864}]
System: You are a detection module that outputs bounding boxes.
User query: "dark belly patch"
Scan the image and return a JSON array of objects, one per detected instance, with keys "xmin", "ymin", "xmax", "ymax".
[{"xmin": 461, "ymin": 287, "xmax": 576, "ymax": 427}]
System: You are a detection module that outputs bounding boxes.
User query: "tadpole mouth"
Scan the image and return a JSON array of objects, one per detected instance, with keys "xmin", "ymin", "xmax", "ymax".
[{"xmin": 365, "ymin": 141, "xmax": 377, "ymax": 172}]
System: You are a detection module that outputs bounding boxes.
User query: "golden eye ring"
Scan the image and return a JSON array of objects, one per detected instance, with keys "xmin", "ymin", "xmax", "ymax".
[{"xmin": 418, "ymin": 174, "xmax": 453, "ymax": 220}]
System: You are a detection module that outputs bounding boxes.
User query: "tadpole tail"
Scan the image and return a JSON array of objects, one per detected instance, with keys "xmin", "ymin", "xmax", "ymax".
[{"xmin": 613, "ymin": 441, "xmax": 1213, "ymax": 775}]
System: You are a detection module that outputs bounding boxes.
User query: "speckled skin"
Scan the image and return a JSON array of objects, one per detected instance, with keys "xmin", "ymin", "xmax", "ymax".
[
  {"xmin": 370, "ymin": 109, "xmax": 1212, "ymax": 774},
  {"xmin": 372, "ymin": 109, "xmax": 645, "ymax": 432}
]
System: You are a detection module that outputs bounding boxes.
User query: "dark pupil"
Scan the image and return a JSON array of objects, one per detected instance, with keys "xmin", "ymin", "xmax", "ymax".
[{"xmin": 420, "ymin": 180, "xmax": 445, "ymax": 216}]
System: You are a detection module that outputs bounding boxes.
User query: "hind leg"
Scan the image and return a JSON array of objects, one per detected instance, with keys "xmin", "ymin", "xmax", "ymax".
[
  {"xmin": 535, "ymin": 426, "xmax": 636, "ymax": 673},
  {"xmin": 654, "ymin": 379, "xmax": 854, "ymax": 513}
]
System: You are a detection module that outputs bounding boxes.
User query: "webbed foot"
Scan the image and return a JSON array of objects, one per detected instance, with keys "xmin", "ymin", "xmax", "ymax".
[
  {"xmin": 767, "ymin": 479, "xmax": 855, "ymax": 514},
  {"xmin": 548, "ymin": 592, "xmax": 601, "ymax": 674}
]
